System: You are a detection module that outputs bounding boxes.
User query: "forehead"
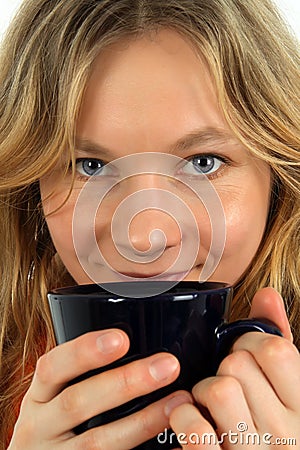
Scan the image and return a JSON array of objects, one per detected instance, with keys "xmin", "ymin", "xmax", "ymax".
[{"xmin": 77, "ymin": 29, "xmax": 229, "ymax": 154}]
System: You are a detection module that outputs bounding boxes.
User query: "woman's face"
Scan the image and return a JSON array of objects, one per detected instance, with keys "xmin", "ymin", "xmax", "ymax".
[{"xmin": 40, "ymin": 29, "xmax": 271, "ymax": 285}]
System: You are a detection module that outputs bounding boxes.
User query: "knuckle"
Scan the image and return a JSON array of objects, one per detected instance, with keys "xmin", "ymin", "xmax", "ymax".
[
  {"xmin": 261, "ymin": 335, "xmax": 296, "ymax": 359},
  {"xmin": 73, "ymin": 430, "xmax": 103, "ymax": 450},
  {"xmin": 35, "ymin": 352, "xmax": 54, "ymax": 384},
  {"xmin": 116, "ymin": 364, "xmax": 136, "ymax": 396},
  {"xmin": 69, "ymin": 335, "xmax": 98, "ymax": 372},
  {"xmin": 218, "ymin": 350, "xmax": 252, "ymax": 375},
  {"xmin": 138, "ymin": 408, "xmax": 159, "ymax": 440},
  {"xmin": 59, "ymin": 385, "xmax": 85, "ymax": 419},
  {"xmin": 206, "ymin": 376, "xmax": 241, "ymax": 405},
  {"xmin": 68, "ymin": 339, "xmax": 84, "ymax": 364}
]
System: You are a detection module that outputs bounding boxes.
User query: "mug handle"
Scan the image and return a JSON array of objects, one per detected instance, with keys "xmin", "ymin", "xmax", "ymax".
[{"xmin": 215, "ymin": 318, "xmax": 283, "ymax": 367}]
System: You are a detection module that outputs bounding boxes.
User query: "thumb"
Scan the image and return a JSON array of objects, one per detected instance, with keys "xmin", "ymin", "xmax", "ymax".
[{"xmin": 248, "ymin": 287, "xmax": 293, "ymax": 342}]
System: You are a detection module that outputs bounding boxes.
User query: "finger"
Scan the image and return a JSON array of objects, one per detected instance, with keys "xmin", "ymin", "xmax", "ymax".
[
  {"xmin": 249, "ymin": 287, "xmax": 293, "ymax": 341},
  {"xmin": 232, "ymin": 332, "xmax": 300, "ymax": 411},
  {"xmin": 217, "ymin": 349, "xmax": 285, "ymax": 431},
  {"xmin": 191, "ymin": 375, "xmax": 257, "ymax": 436},
  {"xmin": 169, "ymin": 403, "xmax": 221, "ymax": 449},
  {"xmin": 41, "ymin": 352, "xmax": 180, "ymax": 436},
  {"xmin": 27, "ymin": 330, "xmax": 129, "ymax": 403},
  {"xmin": 67, "ymin": 391, "xmax": 193, "ymax": 450}
]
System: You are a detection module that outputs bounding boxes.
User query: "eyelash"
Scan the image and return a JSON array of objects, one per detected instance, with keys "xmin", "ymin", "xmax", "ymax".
[
  {"xmin": 71, "ymin": 153, "xmax": 232, "ymax": 182},
  {"xmin": 182, "ymin": 153, "xmax": 231, "ymax": 180},
  {"xmin": 71, "ymin": 158, "xmax": 106, "ymax": 181}
]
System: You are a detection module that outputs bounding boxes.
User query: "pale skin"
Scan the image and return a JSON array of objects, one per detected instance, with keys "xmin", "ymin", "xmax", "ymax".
[{"xmin": 8, "ymin": 29, "xmax": 300, "ymax": 449}]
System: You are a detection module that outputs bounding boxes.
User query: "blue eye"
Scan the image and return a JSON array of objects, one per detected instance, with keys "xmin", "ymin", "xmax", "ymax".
[
  {"xmin": 181, "ymin": 155, "xmax": 224, "ymax": 176},
  {"xmin": 75, "ymin": 158, "xmax": 105, "ymax": 176}
]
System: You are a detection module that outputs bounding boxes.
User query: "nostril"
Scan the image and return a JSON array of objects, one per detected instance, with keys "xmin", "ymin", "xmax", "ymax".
[
  {"xmin": 130, "ymin": 228, "xmax": 167, "ymax": 255},
  {"xmin": 128, "ymin": 210, "xmax": 181, "ymax": 253},
  {"xmin": 111, "ymin": 208, "xmax": 182, "ymax": 263},
  {"xmin": 149, "ymin": 228, "xmax": 167, "ymax": 250}
]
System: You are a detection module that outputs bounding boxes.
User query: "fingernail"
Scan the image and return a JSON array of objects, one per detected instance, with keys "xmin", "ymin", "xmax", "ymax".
[
  {"xmin": 149, "ymin": 355, "xmax": 179, "ymax": 382},
  {"xmin": 96, "ymin": 331, "xmax": 123, "ymax": 354},
  {"xmin": 165, "ymin": 394, "xmax": 192, "ymax": 417}
]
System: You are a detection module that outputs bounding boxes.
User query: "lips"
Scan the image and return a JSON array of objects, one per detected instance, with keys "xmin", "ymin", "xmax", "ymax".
[{"xmin": 116, "ymin": 271, "xmax": 190, "ymax": 281}]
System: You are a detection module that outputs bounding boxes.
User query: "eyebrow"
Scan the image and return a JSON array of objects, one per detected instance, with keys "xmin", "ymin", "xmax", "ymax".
[
  {"xmin": 75, "ymin": 138, "xmax": 112, "ymax": 158},
  {"xmin": 75, "ymin": 128, "xmax": 237, "ymax": 157},
  {"xmin": 171, "ymin": 128, "xmax": 236, "ymax": 153}
]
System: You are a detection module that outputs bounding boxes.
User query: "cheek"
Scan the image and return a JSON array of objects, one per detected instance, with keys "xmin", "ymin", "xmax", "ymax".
[
  {"xmin": 45, "ymin": 205, "xmax": 73, "ymax": 250},
  {"xmin": 42, "ymin": 185, "xmax": 114, "ymax": 284},
  {"xmin": 41, "ymin": 182, "xmax": 92, "ymax": 283},
  {"xmin": 43, "ymin": 194, "xmax": 75, "ymax": 257},
  {"xmin": 215, "ymin": 186, "xmax": 270, "ymax": 283},
  {"xmin": 225, "ymin": 200, "xmax": 266, "ymax": 253}
]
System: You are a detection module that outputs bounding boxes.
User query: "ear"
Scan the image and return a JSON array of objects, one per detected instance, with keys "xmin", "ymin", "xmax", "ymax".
[{"xmin": 248, "ymin": 287, "xmax": 293, "ymax": 342}]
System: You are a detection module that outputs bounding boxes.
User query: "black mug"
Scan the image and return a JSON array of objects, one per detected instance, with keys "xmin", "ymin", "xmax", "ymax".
[{"xmin": 48, "ymin": 281, "xmax": 281, "ymax": 449}]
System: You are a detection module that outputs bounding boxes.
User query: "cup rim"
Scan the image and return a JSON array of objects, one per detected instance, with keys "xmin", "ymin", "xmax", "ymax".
[{"xmin": 48, "ymin": 280, "xmax": 232, "ymax": 301}]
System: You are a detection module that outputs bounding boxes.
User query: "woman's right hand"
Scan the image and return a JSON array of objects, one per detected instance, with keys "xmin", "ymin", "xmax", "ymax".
[{"xmin": 8, "ymin": 330, "xmax": 192, "ymax": 449}]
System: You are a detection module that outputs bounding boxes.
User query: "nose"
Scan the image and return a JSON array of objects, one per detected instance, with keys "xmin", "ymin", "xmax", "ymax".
[
  {"xmin": 128, "ymin": 208, "xmax": 181, "ymax": 254},
  {"xmin": 111, "ymin": 207, "xmax": 182, "ymax": 263},
  {"xmin": 110, "ymin": 175, "xmax": 182, "ymax": 260}
]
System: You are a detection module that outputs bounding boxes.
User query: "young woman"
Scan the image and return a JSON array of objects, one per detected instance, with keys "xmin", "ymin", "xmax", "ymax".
[{"xmin": 0, "ymin": 0, "xmax": 299, "ymax": 448}]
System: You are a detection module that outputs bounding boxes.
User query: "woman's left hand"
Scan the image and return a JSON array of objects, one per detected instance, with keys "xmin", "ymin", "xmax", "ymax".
[{"xmin": 168, "ymin": 288, "xmax": 300, "ymax": 449}]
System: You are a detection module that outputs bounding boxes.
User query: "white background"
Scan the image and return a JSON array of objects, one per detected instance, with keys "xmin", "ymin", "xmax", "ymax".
[{"xmin": 0, "ymin": 0, "xmax": 299, "ymax": 40}]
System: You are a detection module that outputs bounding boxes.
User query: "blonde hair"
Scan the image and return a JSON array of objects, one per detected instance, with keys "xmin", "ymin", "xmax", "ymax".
[{"xmin": 0, "ymin": 0, "xmax": 299, "ymax": 444}]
